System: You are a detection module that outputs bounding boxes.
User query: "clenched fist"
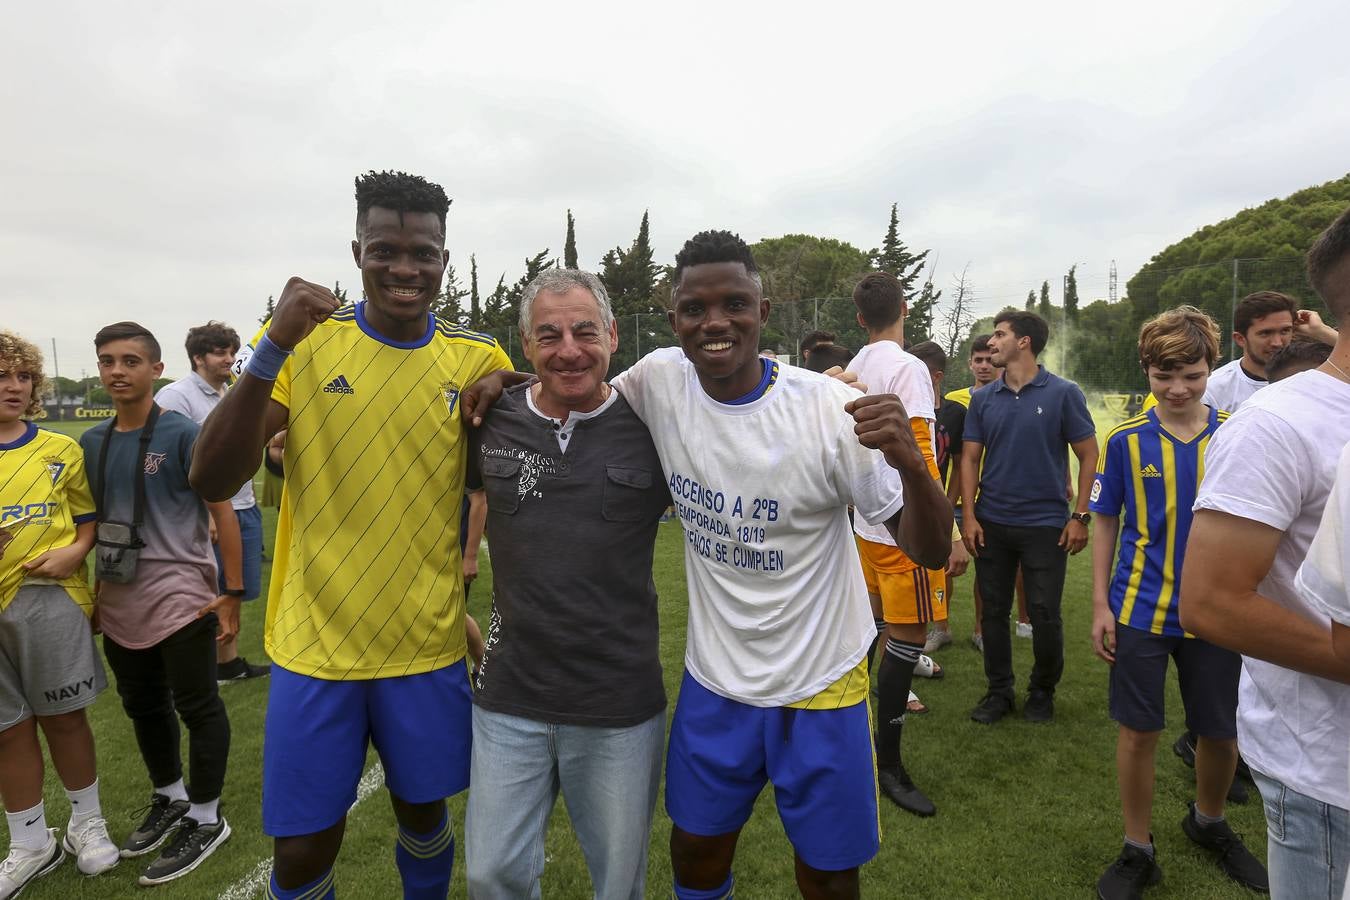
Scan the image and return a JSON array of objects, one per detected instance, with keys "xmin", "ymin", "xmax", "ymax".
[{"xmin": 267, "ymin": 277, "xmax": 342, "ymax": 350}]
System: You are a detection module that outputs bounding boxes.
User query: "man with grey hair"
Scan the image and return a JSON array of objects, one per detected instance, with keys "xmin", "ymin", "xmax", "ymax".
[{"xmin": 463, "ymin": 268, "xmax": 670, "ymax": 899}]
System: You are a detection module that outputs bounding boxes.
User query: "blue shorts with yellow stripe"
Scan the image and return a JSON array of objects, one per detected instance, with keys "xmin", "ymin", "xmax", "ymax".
[
  {"xmin": 665, "ymin": 671, "xmax": 880, "ymax": 871},
  {"xmin": 262, "ymin": 660, "xmax": 473, "ymax": 837}
]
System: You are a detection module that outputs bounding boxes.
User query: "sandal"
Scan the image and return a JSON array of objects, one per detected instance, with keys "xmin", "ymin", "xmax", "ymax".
[
  {"xmin": 913, "ymin": 653, "xmax": 944, "ymax": 679},
  {"xmin": 907, "ymin": 690, "xmax": 930, "ymax": 714}
]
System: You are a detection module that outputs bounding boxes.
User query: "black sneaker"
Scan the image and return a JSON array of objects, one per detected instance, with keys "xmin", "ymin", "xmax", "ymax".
[
  {"xmin": 1173, "ymin": 732, "xmax": 1249, "ymax": 803},
  {"xmin": 1024, "ymin": 689, "xmax": 1055, "ymax": 723},
  {"xmin": 137, "ymin": 817, "xmax": 231, "ymax": 885},
  {"xmin": 1181, "ymin": 802, "xmax": 1269, "ymax": 893},
  {"xmin": 1172, "ymin": 731, "xmax": 1197, "ymax": 768},
  {"xmin": 970, "ymin": 692, "xmax": 1015, "ymax": 725},
  {"xmin": 878, "ymin": 765, "xmax": 936, "ymax": 817},
  {"xmin": 217, "ymin": 656, "xmax": 271, "ymax": 684},
  {"xmin": 120, "ymin": 794, "xmax": 189, "ymax": 858},
  {"xmin": 1097, "ymin": 842, "xmax": 1162, "ymax": 899},
  {"xmin": 1227, "ymin": 777, "xmax": 1249, "ymax": 805}
]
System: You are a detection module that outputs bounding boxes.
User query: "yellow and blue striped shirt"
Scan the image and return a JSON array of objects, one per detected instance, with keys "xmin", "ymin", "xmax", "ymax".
[
  {"xmin": 256, "ymin": 302, "xmax": 512, "ymax": 679},
  {"xmin": 1090, "ymin": 407, "xmax": 1228, "ymax": 636}
]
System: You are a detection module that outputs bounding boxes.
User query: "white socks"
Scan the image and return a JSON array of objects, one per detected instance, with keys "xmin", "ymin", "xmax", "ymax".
[
  {"xmin": 156, "ymin": 778, "xmax": 189, "ymax": 802},
  {"xmin": 5, "ymin": 802, "xmax": 49, "ymax": 851},
  {"xmin": 66, "ymin": 778, "xmax": 103, "ymax": 826},
  {"xmin": 187, "ymin": 798, "xmax": 219, "ymax": 826}
]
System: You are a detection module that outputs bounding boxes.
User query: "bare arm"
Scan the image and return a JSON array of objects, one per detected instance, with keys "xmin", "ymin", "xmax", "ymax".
[
  {"xmin": 461, "ymin": 370, "xmax": 537, "ymax": 428},
  {"xmin": 462, "ymin": 489, "xmax": 487, "ymax": 585},
  {"xmin": 959, "ymin": 440, "xmax": 984, "ymax": 555},
  {"xmin": 191, "ymin": 276, "xmax": 338, "ymax": 500},
  {"xmin": 1180, "ymin": 509, "xmax": 1350, "ymax": 683},
  {"xmin": 1090, "ymin": 514, "xmax": 1120, "ymax": 663},
  {"xmin": 1060, "ymin": 436, "xmax": 1099, "ymax": 554},
  {"xmin": 200, "ymin": 499, "xmax": 242, "ymax": 642}
]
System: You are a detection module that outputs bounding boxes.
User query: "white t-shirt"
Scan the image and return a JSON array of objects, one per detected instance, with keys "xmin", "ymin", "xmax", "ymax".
[
  {"xmin": 613, "ymin": 348, "xmax": 905, "ymax": 706},
  {"xmin": 1299, "ymin": 441, "xmax": 1350, "ymax": 626},
  {"xmin": 846, "ymin": 341, "xmax": 935, "ymax": 548},
  {"xmin": 1193, "ymin": 369, "xmax": 1350, "ymax": 809},
  {"xmin": 1202, "ymin": 357, "xmax": 1267, "ymax": 413}
]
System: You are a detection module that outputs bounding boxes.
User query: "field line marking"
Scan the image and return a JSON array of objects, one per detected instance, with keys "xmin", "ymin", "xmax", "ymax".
[{"xmin": 217, "ymin": 762, "xmax": 385, "ymax": 900}]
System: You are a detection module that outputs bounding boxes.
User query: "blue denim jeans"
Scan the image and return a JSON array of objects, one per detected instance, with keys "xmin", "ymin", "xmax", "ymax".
[
  {"xmin": 1252, "ymin": 770, "xmax": 1350, "ymax": 899},
  {"xmin": 464, "ymin": 706, "xmax": 664, "ymax": 900}
]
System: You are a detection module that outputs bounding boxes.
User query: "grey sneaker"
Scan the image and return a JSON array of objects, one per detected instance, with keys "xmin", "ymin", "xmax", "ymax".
[
  {"xmin": 0, "ymin": 830, "xmax": 63, "ymax": 899},
  {"xmin": 138, "ymin": 817, "xmax": 231, "ymax": 885},
  {"xmin": 970, "ymin": 632, "xmax": 984, "ymax": 652},
  {"xmin": 62, "ymin": 815, "xmax": 119, "ymax": 875},
  {"xmin": 923, "ymin": 628, "xmax": 952, "ymax": 654},
  {"xmin": 120, "ymin": 794, "xmax": 189, "ymax": 858},
  {"xmin": 1016, "ymin": 621, "xmax": 1034, "ymax": 639}
]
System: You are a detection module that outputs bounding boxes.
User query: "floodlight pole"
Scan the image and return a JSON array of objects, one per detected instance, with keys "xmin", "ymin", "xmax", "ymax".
[{"xmin": 51, "ymin": 338, "xmax": 62, "ymax": 420}]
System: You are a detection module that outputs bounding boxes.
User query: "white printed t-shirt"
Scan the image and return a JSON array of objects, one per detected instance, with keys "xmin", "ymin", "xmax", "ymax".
[
  {"xmin": 1193, "ymin": 369, "xmax": 1350, "ymax": 809},
  {"xmin": 1201, "ymin": 357, "xmax": 1266, "ymax": 413},
  {"xmin": 846, "ymin": 340, "xmax": 935, "ymax": 548},
  {"xmin": 613, "ymin": 348, "xmax": 905, "ymax": 707}
]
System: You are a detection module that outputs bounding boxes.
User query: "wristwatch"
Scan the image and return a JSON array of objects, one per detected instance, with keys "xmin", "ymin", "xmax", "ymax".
[
  {"xmin": 224, "ymin": 588, "xmax": 246, "ymax": 597},
  {"xmin": 1070, "ymin": 512, "xmax": 1091, "ymax": 526}
]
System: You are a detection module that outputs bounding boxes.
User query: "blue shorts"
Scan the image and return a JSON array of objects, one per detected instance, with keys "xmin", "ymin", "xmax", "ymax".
[
  {"xmin": 665, "ymin": 671, "xmax": 879, "ymax": 871},
  {"xmin": 1109, "ymin": 624, "xmax": 1240, "ymax": 738},
  {"xmin": 214, "ymin": 504, "xmax": 263, "ymax": 600},
  {"xmin": 262, "ymin": 660, "xmax": 473, "ymax": 836}
]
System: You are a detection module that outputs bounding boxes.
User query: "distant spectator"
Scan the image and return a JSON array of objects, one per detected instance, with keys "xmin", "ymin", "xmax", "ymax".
[
  {"xmin": 1266, "ymin": 337, "xmax": 1333, "ymax": 382},
  {"xmin": 759, "ymin": 349, "xmax": 777, "ymax": 360},
  {"xmin": 803, "ymin": 342, "xmax": 854, "ymax": 373},
  {"xmin": 798, "ymin": 330, "xmax": 836, "ymax": 366}
]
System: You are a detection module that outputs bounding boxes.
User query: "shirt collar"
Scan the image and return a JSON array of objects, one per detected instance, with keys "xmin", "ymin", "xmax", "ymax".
[
  {"xmin": 991, "ymin": 364, "xmax": 1050, "ymax": 393},
  {"xmin": 188, "ymin": 370, "xmax": 224, "ymax": 398}
]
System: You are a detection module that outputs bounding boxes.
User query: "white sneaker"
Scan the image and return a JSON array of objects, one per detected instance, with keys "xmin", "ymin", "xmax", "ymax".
[
  {"xmin": 0, "ymin": 830, "xmax": 64, "ymax": 899},
  {"xmin": 63, "ymin": 816, "xmax": 120, "ymax": 875},
  {"xmin": 923, "ymin": 628, "xmax": 952, "ymax": 654},
  {"xmin": 1016, "ymin": 621, "xmax": 1034, "ymax": 639}
]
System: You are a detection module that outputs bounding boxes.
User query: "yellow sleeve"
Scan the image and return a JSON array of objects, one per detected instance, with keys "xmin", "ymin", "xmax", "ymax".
[
  {"xmin": 66, "ymin": 442, "xmax": 95, "ymax": 520},
  {"xmin": 909, "ymin": 417, "xmax": 941, "ymax": 482}
]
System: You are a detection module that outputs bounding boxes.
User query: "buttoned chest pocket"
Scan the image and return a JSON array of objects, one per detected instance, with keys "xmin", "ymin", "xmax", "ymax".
[
  {"xmin": 602, "ymin": 465, "xmax": 653, "ymax": 523},
  {"xmin": 480, "ymin": 456, "xmax": 523, "ymax": 515}
]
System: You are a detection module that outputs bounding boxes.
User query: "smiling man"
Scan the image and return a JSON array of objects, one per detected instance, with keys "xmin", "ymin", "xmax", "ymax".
[
  {"xmin": 612, "ymin": 231, "xmax": 951, "ymax": 898},
  {"xmin": 463, "ymin": 269, "xmax": 670, "ymax": 899},
  {"xmin": 190, "ymin": 171, "xmax": 511, "ymax": 900}
]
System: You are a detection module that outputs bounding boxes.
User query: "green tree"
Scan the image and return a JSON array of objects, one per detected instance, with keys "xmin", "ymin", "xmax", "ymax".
[
  {"xmin": 1038, "ymin": 280, "xmax": 1052, "ymax": 319},
  {"xmin": 504, "ymin": 249, "xmax": 554, "ymax": 328},
  {"xmin": 259, "ymin": 295, "xmax": 275, "ymax": 325},
  {"xmin": 907, "ymin": 272, "xmax": 942, "ymax": 344},
  {"xmin": 599, "ymin": 212, "xmax": 660, "ymax": 319},
  {"xmin": 483, "ymin": 275, "xmax": 508, "ymax": 329},
  {"xmin": 871, "ymin": 204, "xmax": 931, "ymax": 300},
  {"xmin": 469, "ymin": 255, "xmax": 482, "ymax": 330},
  {"xmin": 431, "ymin": 263, "xmax": 469, "ymax": 326},
  {"xmin": 564, "ymin": 210, "xmax": 578, "ymax": 269},
  {"xmin": 1026, "ymin": 290, "xmax": 1036, "ymax": 311},
  {"xmin": 334, "ymin": 281, "xmax": 349, "ymax": 306},
  {"xmin": 751, "ymin": 234, "xmax": 872, "ymax": 357},
  {"xmin": 1064, "ymin": 265, "xmax": 1079, "ymax": 322}
]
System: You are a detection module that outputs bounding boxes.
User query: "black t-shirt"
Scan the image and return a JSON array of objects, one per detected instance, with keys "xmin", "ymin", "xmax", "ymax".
[
  {"xmin": 936, "ymin": 398, "xmax": 965, "ymax": 488},
  {"xmin": 467, "ymin": 384, "xmax": 669, "ymax": 727}
]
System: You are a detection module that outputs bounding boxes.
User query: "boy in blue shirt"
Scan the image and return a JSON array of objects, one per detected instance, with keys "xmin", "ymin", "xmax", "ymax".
[{"xmin": 1090, "ymin": 306, "xmax": 1266, "ymax": 899}]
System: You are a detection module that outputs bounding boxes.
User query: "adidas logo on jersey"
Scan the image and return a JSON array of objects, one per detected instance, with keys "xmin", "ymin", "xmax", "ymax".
[
  {"xmin": 1140, "ymin": 464, "xmax": 1162, "ymax": 478},
  {"xmin": 324, "ymin": 375, "xmax": 355, "ymax": 395}
]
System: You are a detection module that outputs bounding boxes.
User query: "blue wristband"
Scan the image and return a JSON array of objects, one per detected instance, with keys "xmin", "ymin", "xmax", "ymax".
[{"xmin": 245, "ymin": 333, "xmax": 292, "ymax": 382}]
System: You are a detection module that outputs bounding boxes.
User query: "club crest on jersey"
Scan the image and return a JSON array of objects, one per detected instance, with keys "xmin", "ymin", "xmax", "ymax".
[
  {"xmin": 144, "ymin": 452, "xmax": 167, "ymax": 475},
  {"xmin": 441, "ymin": 380, "xmax": 461, "ymax": 414},
  {"xmin": 44, "ymin": 457, "xmax": 65, "ymax": 485}
]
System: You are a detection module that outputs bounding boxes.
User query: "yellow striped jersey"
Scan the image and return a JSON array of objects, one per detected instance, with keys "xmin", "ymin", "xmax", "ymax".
[
  {"xmin": 1089, "ymin": 407, "xmax": 1229, "ymax": 636},
  {"xmin": 0, "ymin": 423, "xmax": 96, "ymax": 614},
  {"xmin": 944, "ymin": 386, "xmax": 974, "ymax": 409},
  {"xmin": 256, "ymin": 303, "xmax": 511, "ymax": 679}
]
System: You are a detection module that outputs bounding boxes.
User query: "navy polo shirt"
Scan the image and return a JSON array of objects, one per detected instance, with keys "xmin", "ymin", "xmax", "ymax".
[{"xmin": 963, "ymin": 365, "xmax": 1096, "ymax": 528}]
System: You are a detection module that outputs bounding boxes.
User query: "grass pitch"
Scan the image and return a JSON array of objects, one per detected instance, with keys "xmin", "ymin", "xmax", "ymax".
[{"xmin": 9, "ymin": 419, "xmax": 1263, "ymax": 898}]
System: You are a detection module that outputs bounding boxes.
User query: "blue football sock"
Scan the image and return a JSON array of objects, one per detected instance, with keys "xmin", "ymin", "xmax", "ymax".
[
  {"xmin": 395, "ymin": 808, "xmax": 455, "ymax": 900},
  {"xmin": 674, "ymin": 872, "xmax": 734, "ymax": 899},
  {"xmin": 268, "ymin": 867, "xmax": 335, "ymax": 899}
]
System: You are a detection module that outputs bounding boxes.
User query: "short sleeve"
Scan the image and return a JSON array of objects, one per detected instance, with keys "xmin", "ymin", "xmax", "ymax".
[
  {"xmin": 1193, "ymin": 408, "xmax": 1306, "ymax": 531},
  {"xmin": 1298, "ymin": 444, "xmax": 1350, "ymax": 625},
  {"xmin": 611, "ymin": 350, "xmax": 657, "ymax": 423},
  {"xmin": 65, "ymin": 442, "xmax": 97, "ymax": 524},
  {"xmin": 939, "ymin": 401, "xmax": 966, "ymax": 448},
  {"xmin": 1089, "ymin": 433, "xmax": 1126, "ymax": 516},
  {"xmin": 889, "ymin": 359, "xmax": 935, "ymax": 422},
  {"xmin": 270, "ymin": 353, "xmax": 295, "ymax": 410},
  {"xmin": 963, "ymin": 393, "xmax": 986, "ymax": 446},
  {"xmin": 1062, "ymin": 382, "xmax": 1096, "ymax": 443},
  {"xmin": 178, "ymin": 417, "xmax": 200, "ymax": 474},
  {"xmin": 832, "ymin": 416, "xmax": 904, "ymax": 526},
  {"xmin": 154, "ymin": 384, "xmax": 191, "ymax": 418}
]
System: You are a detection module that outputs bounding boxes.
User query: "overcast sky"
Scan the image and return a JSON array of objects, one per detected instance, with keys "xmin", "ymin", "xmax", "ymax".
[{"xmin": 5, "ymin": 0, "xmax": 1349, "ymax": 379}]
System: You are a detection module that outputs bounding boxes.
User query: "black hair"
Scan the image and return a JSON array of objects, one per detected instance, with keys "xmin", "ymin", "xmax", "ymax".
[
  {"xmin": 185, "ymin": 321, "xmax": 240, "ymax": 372},
  {"xmin": 969, "ymin": 333, "xmax": 993, "ymax": 356},
  {"xmin": 1233, "ymin": 291, "xmax": 1297, "ymax": 336},
  {"xmin": 800, "ymin": 330, "xmax": 837, "ymax": 357},
  {"xmin": 354, "ymin": 170, "xmax": 451, "ymax": 237},
  {"xmin": 673, "ymin": 230, "xmax": 759, "ymax": 287},
  {"xmin": 908, "ymin": 340, "xmax": 947, "ymax": 375},
  {"xmin": 1266, "ymin": 337, "xmax": 1333, "ymax": 381},
  {"xmin": 852, "ymin": 272, "xmax": 903, "ymax": 331},
  {"xmin": 993, "ymin": 308, "xmax": 1050, "ymax": 356},
  {"xmin": 94, "ymin": 321, "xmax": 161, "ymax": 362},
  {"xmin": 1307, "ymin": 203, "xmax": 1350, "ymax": 318},
  {"xmin": 804, "ymin": 343, "xmax": 855, "ymax": 373}
]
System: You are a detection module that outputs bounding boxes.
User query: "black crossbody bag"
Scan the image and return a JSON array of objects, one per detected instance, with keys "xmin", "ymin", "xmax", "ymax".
[{"xmin": 94, "ymin": 405, "xmax": 161, "ymax": 583}]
